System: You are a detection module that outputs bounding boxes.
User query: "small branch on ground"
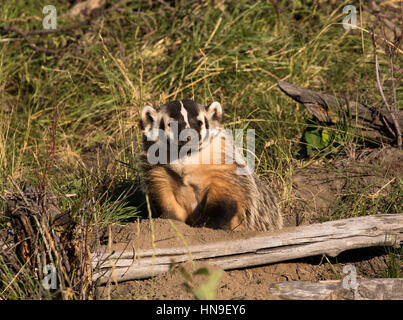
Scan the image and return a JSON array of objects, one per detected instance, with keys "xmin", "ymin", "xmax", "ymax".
[
  {"xmin": 0, "ymin": 26, "xmax": 64, "ymax": 54},
  {"xmin": 371, "ymin": 27, "xmax": 402, "ymax": 148}
]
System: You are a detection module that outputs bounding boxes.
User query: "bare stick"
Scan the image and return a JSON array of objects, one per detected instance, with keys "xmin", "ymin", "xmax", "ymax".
[
  {"xmin": 372, "ymin": 31, "xmax": 391, "ymax": 111},
  {"xmin": 0, "ymin": 26, "xmax": 64, "ymax": 54},
  {"xmin": 381, "ymin": 20, "xmax": 402, "ymax": 148},
  {"xmin": 371, "ymin": 29, "xmax": 402, "ymax": 148}
]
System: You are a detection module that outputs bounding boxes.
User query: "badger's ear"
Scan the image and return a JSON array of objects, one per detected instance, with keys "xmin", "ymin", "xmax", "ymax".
[
  {"xmin": 140, "ymin": 105, "xmax": 158, "ymax": 129},
  {"xmin": 206, "ymin": 101, "xmax": 223, "ymax": 123}
]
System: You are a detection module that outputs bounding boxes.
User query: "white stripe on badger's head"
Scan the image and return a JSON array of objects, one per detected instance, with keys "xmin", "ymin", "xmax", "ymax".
[
  {"xmin": 179, "ymin": 101, "xmax": 190, "ymax": 129},
  {"xmin": 198, "ymin": 113, "xmax": 208, "ymax": 143},
  {"xmin": 140, "ymin": 100, "xmax": 226, "ymax": 161},
  {"xmin": 160, "ymin": 100, "xmax": 204, "ymax": 146}
]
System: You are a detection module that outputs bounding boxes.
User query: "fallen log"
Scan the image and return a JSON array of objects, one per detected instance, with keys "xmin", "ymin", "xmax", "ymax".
[
  {"xmin": 92, "ymin": 214, "xmax": 403, "ymax": 285},
  {"xmin": 277, "ymin": 81, "xmax": 403, "ymax": 145},
  {"xmin": 269, "ymin": 278, "xmax": 403, "ymax": 300}
]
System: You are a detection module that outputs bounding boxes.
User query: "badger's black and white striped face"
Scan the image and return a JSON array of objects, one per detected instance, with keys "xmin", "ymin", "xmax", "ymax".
[{"xmin": 140, "ymin": 99, "xmax": 223, "ymax": 151}]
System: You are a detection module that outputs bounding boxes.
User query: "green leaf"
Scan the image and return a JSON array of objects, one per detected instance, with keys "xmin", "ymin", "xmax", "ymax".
[
  {"xmin": 181, "ymin": 282, "xmax": 193, "ymax": 293},
  {"xmin": 193, "ymin": 268, "xmax": 210, "ymax": 276},
  {"xmin": 178, "ymin": 266, "xmax": 192, "ymax": 281},
  {"xmin": 304, "ymin": 127, "xmax": 333, "ymax": 156},
  {"xmin": 321, "ymin": 129, "xmax": 332, "ymax": 145},
  {"xmin": 193, "ymin": 269, "xmax": 222, "ymax": 300}
]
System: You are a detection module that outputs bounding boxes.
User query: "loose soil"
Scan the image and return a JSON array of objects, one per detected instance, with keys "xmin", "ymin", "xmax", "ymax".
[{"xmin": 95, "ymin": 147, "xmax": 402, "ymax": 300}]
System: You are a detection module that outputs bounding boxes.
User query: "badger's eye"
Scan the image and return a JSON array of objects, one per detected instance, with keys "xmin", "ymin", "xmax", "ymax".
[{"xmin": 197, "ymin": 120, "xmax": 203, "ymax": 127}]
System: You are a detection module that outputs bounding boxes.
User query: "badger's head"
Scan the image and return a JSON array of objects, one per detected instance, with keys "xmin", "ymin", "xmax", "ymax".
[{"xmin": 140, "ymin": 100, "xmax": 223, "ymax": 163}]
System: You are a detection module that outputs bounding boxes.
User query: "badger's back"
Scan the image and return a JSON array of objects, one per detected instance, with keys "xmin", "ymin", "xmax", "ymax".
[{"xmin": 242, "ymin": 173, "xmax": 283, "ymax": 231}]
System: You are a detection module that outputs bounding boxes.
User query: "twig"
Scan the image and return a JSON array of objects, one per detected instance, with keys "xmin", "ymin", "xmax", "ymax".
[
  {"xmin": 381, "ymin": 19, "xmax": 402, "ymax": 149},
  {"xmin": 387, "ymin": 54, "xmax": 402, "ymax": 149},
  {"xmin": 0, "ymin": 13, "xmax": 94, "ymax": 54},
  {"xmin": 40, "ymin": 92, "xmax": 58, "ymax": 192},
  {"xmin": 371, "ymin": 30, "xmax": 402, "ymax": 147},
  {"xmin": 0, "ymin": 26, "xmax": 64, "ymax": 54},
  {"xmin": 24, "ymin": 21, "xmax": 90, "ymax": 36},
  {"xmin": 371, "ymin": 31, "xmax": 391, "ymax": 111}
]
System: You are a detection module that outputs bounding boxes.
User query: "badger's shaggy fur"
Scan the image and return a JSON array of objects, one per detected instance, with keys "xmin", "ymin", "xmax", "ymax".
[{"xmin": 139, "ymin": 99, "xmax": 282, "ymax": 231}]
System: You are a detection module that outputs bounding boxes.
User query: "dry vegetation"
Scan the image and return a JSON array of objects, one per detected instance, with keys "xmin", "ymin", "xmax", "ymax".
[{"xmin": 0, "ymin": 0, "xmax": 402, "ymax": 299}]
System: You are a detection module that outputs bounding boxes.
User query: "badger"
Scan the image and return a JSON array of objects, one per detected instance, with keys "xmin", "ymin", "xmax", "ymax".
[{"xmin": 139, "ymin": 99, "xmax": 282, "ymax": 231}]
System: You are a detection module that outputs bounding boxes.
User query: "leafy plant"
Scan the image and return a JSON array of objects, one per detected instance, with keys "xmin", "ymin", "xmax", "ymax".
[
  {"xmin": 175, "ymin": 265, "xmax": 223, "ymax": 300},
  {"xmin": 303, "ymin": 125, "xmax": 334, "ymax": 156}
]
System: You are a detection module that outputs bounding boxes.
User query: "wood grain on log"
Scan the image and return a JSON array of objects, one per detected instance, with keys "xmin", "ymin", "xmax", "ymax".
[
  {"xmin": 269, "ymin": 278, "xmax": 403, "ymax": 300},
  {"xmin": 92, "ymin": 214, "xmax": 403, "ymax": 284}
]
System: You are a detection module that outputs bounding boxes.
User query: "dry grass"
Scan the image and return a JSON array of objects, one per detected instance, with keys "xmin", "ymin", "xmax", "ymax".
[{"xmin": 0, "ymin": 0, "xmax": 401, "ymax": 299}]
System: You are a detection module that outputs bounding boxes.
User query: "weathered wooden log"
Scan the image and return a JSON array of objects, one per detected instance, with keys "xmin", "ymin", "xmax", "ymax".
[
  {"xmin": 269, "ymin": 278, "xmax": 403, "ymax": 300},
  {"xmin": 277, "ymin": 81, "xmax": 403, "ymax": 145},
  {"xmin": 92, "ymin": 214, "xmax": 403, "ymax": 285}
]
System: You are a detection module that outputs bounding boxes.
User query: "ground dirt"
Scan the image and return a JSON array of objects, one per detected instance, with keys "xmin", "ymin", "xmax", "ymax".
[{"xmin": 94, "ymin": 148, "xmax": 402, "ymax": 300}]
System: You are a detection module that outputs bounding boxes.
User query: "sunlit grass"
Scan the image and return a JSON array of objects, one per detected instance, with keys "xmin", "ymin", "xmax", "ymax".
[{"xmin": 0, "ymin": 0, "xmax": 401, "ymax": 299}]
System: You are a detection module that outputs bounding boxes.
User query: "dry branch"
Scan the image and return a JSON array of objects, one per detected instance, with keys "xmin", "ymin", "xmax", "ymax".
[
  {"xmin": 277, "ymin": 81, "xmax": 403, "ymax": 146},
  {"xmin": 92, "ymin": 214, "xmax": 403, "ymax": 285},
  {"xmin": 3, "ymin": 181, "xmax": 91, "ymax": 299},
  {"xmin": 269, "ymin": 278, "xmax": 403, "ymax": 300},
  {"xmin": 0, "ymin": 26, "xmax": 64, "ymax": 54}
]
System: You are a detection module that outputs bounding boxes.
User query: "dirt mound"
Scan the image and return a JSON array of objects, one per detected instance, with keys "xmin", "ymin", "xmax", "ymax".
[
  {"xmin": 94, "ymin": 147, "xmax": 401, "ymax": 299},
  {"xmin": 94, "ymin": 218, "xmax": 390, "ymax": 300},
  {"xmin": 288, "ymin": 147, "xmax": 402, "ymax": 225},
  {"xmin": 97, "ymin": 218, "xmax": 260, "ymax": 252}
]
